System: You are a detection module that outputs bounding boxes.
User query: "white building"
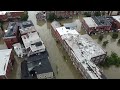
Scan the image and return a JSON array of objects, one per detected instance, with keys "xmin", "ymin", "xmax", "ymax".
[
  {"xmin": 83, "ymin": 17, "xmax": 98, "ymax": 28},
  {"xmin": 13, "ymin": 43, "xmax": 25, "ymax": 58},
  {"xmin": 55, "ymin": 27, "xmax": 106, "ymax": 79},
  {"xmin": 0, "ymin": 49, "xmax": 13, "ymax": 79},
  {"xmin": 21, "ymin": 31, "xmax": 45, "ymax": 57},
  {"xmin": 112, "ymin": 16, "xmax": 120, "ymax": 23}
]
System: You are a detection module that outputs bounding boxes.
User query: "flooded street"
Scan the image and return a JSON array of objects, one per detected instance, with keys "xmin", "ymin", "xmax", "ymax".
[
  {"xmin": 28, "ymin": 11, "xmax": 82, "ymax": 79},
  {"xmin": 80, "ymin": 27, "xmax": 120, "ymax": 79},
  {"xmin": 0, "ymin": 11, "xmax": 119, "ymax": 79},
  {"xmin": 28, "ymin": 11, "xmax": 120, "ymax": 79}
]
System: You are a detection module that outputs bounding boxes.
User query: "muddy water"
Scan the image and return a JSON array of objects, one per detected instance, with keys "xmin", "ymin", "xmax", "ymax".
[
  {"xmin": 28, "ymin": 11, "xmax": 82, "ymax": 79},
  {"xmin": 28, "ymin": 11, "xmax": 120, "ymax": 79},
  {"xmin": 80, "ymin": 27, "xmax": 120, "ymax": 79}
]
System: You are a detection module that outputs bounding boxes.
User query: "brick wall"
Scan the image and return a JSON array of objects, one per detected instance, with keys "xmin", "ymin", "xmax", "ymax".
[{"xmin": 3, "ymin": 37, "xmax": 18, "ymax": 49}]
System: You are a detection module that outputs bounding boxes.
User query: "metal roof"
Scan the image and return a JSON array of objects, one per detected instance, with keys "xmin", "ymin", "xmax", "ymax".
[
  {"xmin": 4, "ymin": 22, "xmax": 18, "ymax": 37},
  {"xmin": 19, "ymin": 20, "xmax": 35, "ymax": 35},
  {"xmin": 26, "ymin": 51, "xmax": 53, "ymax": 74},
  {"xmin": 92, "ymin": 16, "xmax": 111, "ymax": 26}
]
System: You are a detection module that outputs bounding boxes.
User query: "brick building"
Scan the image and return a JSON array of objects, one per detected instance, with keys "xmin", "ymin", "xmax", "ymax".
[
  {"xmin": 46, "ymin": 11, "xmax": 79, "ymax": 19},
  {"xmin": 51, "ymin": 21, "xmax": 61, "ymax": 41},
  {"xmin": 112, "ymin": 16, "xmax": 120, "ymax": 31},
  {"xmin": 0, "ymin": 11, "xmax": 24, "ymax": 21},
  {"xmin": 92, "ymin": 16, "xmax": 111, "ymax": 33},
  {"xmin": 19, "ymin": 20, "xmax": 36, "ymax": 35},
  {"xmin": 53, "ymin": 26, "xmax": 106, "ymax": 79},
  {"xmin": 0, "ymin": 11, "xmax": 8, "ymax": 21},
  {"xmin": 82, "ymin": 17, "xmax": 98, "ymax": 35},
  {"xmin": 3, "ymin": 22, "xmax": 19, "ymax": 49},
  {"xmin": 82, "ymin": 16, "xmax": 112, "ymax": 35},
  {"xmin": 0, "ymin": 49, "xmax": 15, "ymax": 79}
]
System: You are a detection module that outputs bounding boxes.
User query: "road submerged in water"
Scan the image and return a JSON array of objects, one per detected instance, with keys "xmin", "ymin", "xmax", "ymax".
[{"xmin": 28, "ymin": 11, "xmax": 83, "ymax": 79}]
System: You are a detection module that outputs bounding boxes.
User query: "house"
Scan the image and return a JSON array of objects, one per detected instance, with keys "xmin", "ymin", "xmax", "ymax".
[
  {"xmin": 26, "ymin": 51, "xmax": 54, "ymax": 79},
  {"xmin": 19, "ymin": 20, "xmax": 36, "ymax": 35},
  {"xmin": 0, "ymin": 49, "xmax": 15, "ymax": 79},
  {"xmin": 46, "ymin": 11, "xmax": 79, "ymax": 19},
  {"xmin": 7, "ymin": 11, "xmax": 24, "ymax": 21},
  {"xmin": 105, "ymin": 16, "xmax": 118, "ymax": 31},
  {"xmin": 112, "ymin": 16, "xmax": 120, "ymax": 31},
  {"xmin": 82, "ymin": 17, "xmax": 98, "ymax": 35},
  {"xmin": 0, "ymin": 11, "xmax": 8, "ymax": 21},
  {"xmin": 3, "ymin": 22, "xmax": 19, "ymax": 49},
  {"xmin": 54, "ymin": 26, "xmax": 107, "ymax": 79},
  {"xmin": 91, "ymin": 16, "xmax": 112, "ymax": 33},
  {"xmin": 21, "ymin": 31, "xmax": 46, "ymax": 57},
  {"xmin": 0, "ymin": 11, "xmax": 24, "ymax": 21},
  {"xmin": 21, "ymin": 51, "xmax": 54, "ymax": 79}
]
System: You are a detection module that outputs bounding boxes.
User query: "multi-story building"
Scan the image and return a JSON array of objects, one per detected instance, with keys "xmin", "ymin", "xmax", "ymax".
[
  {"xmin": 46, "ymin": 11, "xmax": 79, "ymax": 19},
  {"xmin": 0, "ymin": 49, "xmax": 15, "ymax": 79},
  {"xmin": 24, "ymin": 51, "xmax": 54, "ymax": 79},
  {"xmin": 112, "ymin": 16, "xmax": 120, "ymax": 31},
  {"xmin": 0, "ymin": 11, "xmax": 24, "ymax": 21},
  {"xmin": 91, "ymin": 16, "xmax": 111, "ymax": 32},
  {"xmin": 82, "ymin": 17, "xmax": 98, "ymax": 35},
  {"xmin": 21, "ymin": 31, "xmax": 46, "ymax": 57},
  {"xmin": 19, "ymin": 20, "xmax": 36, "ymax": 35},
  {"xmin": 0, "ymin": 11, "xmax": 8, "ymax": 21},
  {"xmin": 51, "ymin": 21, "xmax": 61, "ymax": 40},
  {"xmin": 51, "ymin": 26, "xmax": 107, "ymax": 79},
  {"xmin": 82, "ymin": 16, "xmax": 112, "ymax": 35},
  {"xmin": 3, "ymin": 22, "xmax": 19, "ymax": 48}
]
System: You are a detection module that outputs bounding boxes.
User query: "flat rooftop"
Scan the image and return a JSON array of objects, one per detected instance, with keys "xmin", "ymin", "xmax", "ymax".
[
  {"xmin": 0, "ymin": 49, "xmax": 12, "ymax": 76},
  {"xmin": 19, "ymin": 20, "xmax": 36, "ymax": 35},
  {"xmin": 83, "ymin": 17, "xmax": 98, "ymax": 28},
  {"xmin": 92, "ymin": 16, "xmax": 111, "ymax": 26},
  {"xmin": 56, "ymin": 27, "xmax": 79, "ymax": 37},
  {"xmin": 21, "ymin": 60, "xmax": 33, "ymax": 79},
  {"xmin": 21, "ymin": 31, "xmax": 45, "ymax": 52},
  {"xmin": 26, "ymin": 51, "xmax": 53, "ymax": 74},
  {"xmin": 56, "ymin": 27, "xmax": 106, "ymax": 79},
  {"xmin": 51, "ymin": 21, "xmax": 61, "ymax": 31},
  {"xmin": 4, "ymin": 22, "xmax": 18, "ymax": 37},
  {"xmin": 112, "ymin": 16, "xmax": 120, "ymax": 23}
]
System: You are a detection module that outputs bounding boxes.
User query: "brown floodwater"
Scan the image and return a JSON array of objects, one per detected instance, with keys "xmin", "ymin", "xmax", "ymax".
[
  {"xmin": 28, "ymin": 11, "xmax": 120, "ymax": 79},
  {"xmin": 28, "ymin": 11, "xmax": 83, "ymax": 79}
]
